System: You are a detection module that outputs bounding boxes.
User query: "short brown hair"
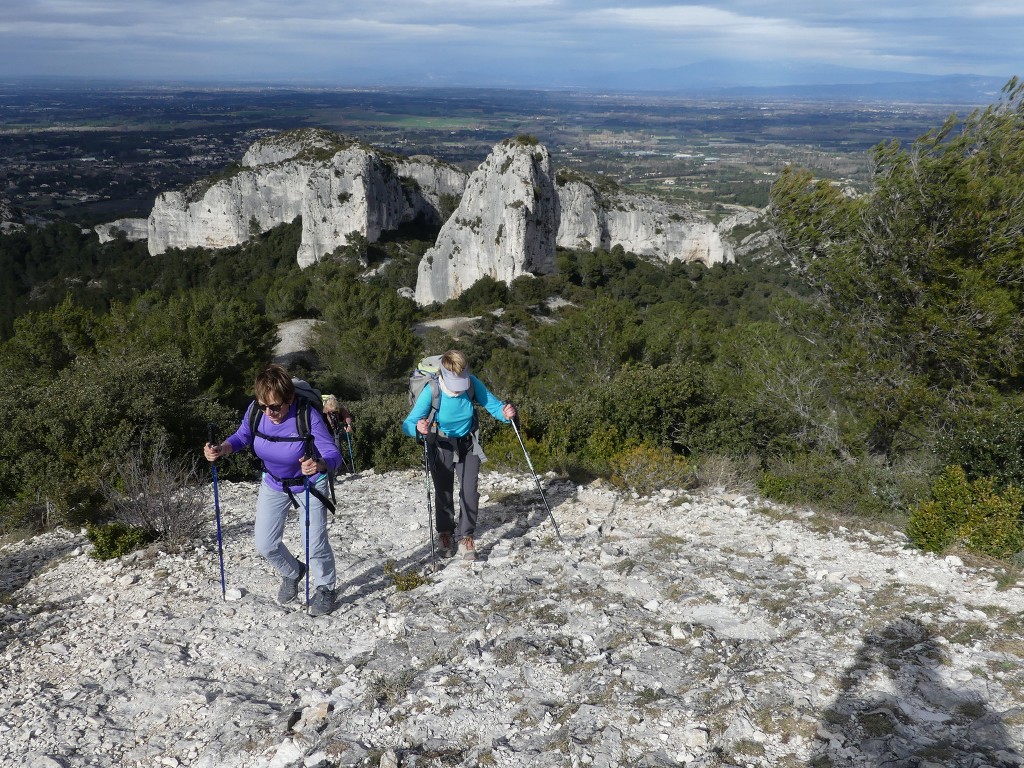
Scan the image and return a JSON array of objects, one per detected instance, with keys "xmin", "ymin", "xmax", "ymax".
[{"xmin": 254, "ymin": 363, "xmax": 295, "ymax": 405}]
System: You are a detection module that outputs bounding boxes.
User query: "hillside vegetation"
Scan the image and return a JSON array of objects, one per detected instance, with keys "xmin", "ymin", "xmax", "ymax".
[{"xmin": 3, "ymin": 81, "xmax": 1024, "ymax": 571}]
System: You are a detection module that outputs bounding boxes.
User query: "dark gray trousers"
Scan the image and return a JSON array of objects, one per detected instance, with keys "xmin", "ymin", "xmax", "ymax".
[{"xmin": 427, "ymin": 435, "xmax": 480, "ymax": 540}]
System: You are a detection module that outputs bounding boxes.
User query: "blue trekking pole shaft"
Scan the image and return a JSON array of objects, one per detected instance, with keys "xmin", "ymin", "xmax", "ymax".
[
  {"xmin": 207, "ymin": 423, "xmax": 227, "ymax": 600},
  {"xmin": 422, "ymin": 437, "xmax": 435, "ymax": 564},
  {"xmin": 510, "ymin": 416, "xmax": 563, "ymax": 544},
  {"xmin": 345, "ymin": 430, "xmax": 356, "ymax": 473},
  {"xmin": 303, "ymin": 435, "xmax": 318, "ymax": 613}
]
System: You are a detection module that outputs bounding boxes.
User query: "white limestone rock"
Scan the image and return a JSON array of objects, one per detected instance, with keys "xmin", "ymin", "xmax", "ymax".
[
  {"xmin": 146, "ymin": 128, "xmax": 467, "ymax": 268},
  {"xmin": 94, "ymin": 217, "xmax": 148, "ymax": 243},
  {"xmin": 296, "ymin": 145, "xmax": 408, "ymax": 268},
  {"xmin": 3, "ymin": 476, "xmax": 1024, "ymax": 768},
  {"xmin": 414, "ymin": 137, "xmax": 559, "ymax": 305},
  {"xmin": 556, "ymin": 174, "xmax": 733, "ymax": 266},
  {"xmin": 0, "ymin": 194, "xmax": 27, "ymax": 233},
  {"xmin": 394, "ymin": 155, "xmax": 469, "ymax": 227}
]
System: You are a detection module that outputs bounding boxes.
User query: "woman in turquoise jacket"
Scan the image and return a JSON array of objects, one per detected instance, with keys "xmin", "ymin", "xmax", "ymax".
[{"xmin": 402, "ymin": 350, "xmax": 516, "ymax": 561}]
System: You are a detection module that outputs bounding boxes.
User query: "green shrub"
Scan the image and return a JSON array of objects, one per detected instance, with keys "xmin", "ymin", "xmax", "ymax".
[
  {"xmin": 383, "ymin": 560, "xmax": 430, "ymax": 591},
  {"xmin": 345, "ymin": 393, "xmax": 420, "ymax": 473},
  {"xmin": 484, "ymin": 420, "xmax": 549, "ymax": 474},
  {"xmin": 608, "ymin": 443, "xmax": 695, "ymax": 496},
  {"xmin": 758, "ymin": 453, "xmax": 841, "ymax": 507},
  {"xmin": 757, "ymin": 451, "xmax": 930, "ymax": 521},
  {"xmin": 582, "ymin": 422, "xmax": 629, "ymax": 474},
  {"xmin": 86, "ymin": 521, "xmax": 158, "ymax": 560},
  {"xmin": 908, "ymin": 465, "xmax": 1024, "ymax": 558},
  {"xmin": 945, "ymin": 401, "xmax": 1024, "ymax": 489}
]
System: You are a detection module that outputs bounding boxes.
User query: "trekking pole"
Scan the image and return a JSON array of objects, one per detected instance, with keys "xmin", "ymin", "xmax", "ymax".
[
  {"xmin": 421, "ymin": 437, "xmax": 436, "ymax": 566},
  {"xmin": 330, "ymin": 413, "xmax": 351, "ymax": 475},
  {"xmin": 303, "ymin": 434, "xmax": 317, "ymax": 614},
  {"xmin": 510, "ymin": 416, "xmax": 564, "ymax": 544},
  {"xmin": 345, "ymin": 430, "xmax": 356, "ymax": 474},
  {"xmin": 207, "ymin": 423, "xmax": 227, "ymax": 600}
]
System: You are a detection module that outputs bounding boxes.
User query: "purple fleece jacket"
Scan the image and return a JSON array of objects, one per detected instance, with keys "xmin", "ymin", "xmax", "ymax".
[{"xmin": 226, "ymin": 401, "xmax": 342, "ymax": 492}]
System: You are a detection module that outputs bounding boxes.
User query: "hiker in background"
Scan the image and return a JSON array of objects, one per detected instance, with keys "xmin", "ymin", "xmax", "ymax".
[
  {"xmin": 402, "ymin": 350, "xmax": 516, "ymax": 561},
  {"xmin": 204, "ymin": 363, "xmax": 343, "ymax": 616},
  {"xmin": 323, "ymin": 394, "xmax": 356, "ymax": 473},
  {"xmin": 322, "ymin": 395, "xmax": 354, "ymax": 434}
]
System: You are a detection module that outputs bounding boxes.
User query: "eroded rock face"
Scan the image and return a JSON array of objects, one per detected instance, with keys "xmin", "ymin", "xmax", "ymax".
[
  {"xmin": 557, "ymin": 176, "xmax": 733, "ymax": 266},
  {"xmin": 297, "ymin": 147, "xmax": 408, "ymax": 268},
  {"xmin": 414, "ymin": 138, "xmax": 560, "ymax": 305},
  {"xmin": 413, "ymin": 149, "xmax": 733, "ymax": 305},
  {"xmin": 394, "ymin": 156, "xmax": 469, "ymax": 228},
  {"xmin": 95, "ymin": 218, "xmax": 149, "ymax": 243},
  {"xmin": 141, "ymin": 128, "xmax": 731, "ymax": 300},
  {"xmin": 0, "ymin": 194, "xmax": 25, "ymax": 233},
  {"xmin": 147, "ymin": 151, "xmax": 316, "ymax": 256},
  {"xmin": 146, "ymin": 129, "xmax": 467, "ymax": 265}
]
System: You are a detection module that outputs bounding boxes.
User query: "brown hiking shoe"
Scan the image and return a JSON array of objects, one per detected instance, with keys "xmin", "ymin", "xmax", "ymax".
[
  {"xmin": 439, "ymin": 532, "xmax": 454, "ymax": 556},
  {"xmin": 458, "ymin": 535, "xmax": 477, "ymax": 562}
]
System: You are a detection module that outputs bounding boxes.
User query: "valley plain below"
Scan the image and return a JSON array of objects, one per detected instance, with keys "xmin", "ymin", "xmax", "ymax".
[{"xmin": 0, "ymin": 81, "xmax": 982, "ymax": 227}]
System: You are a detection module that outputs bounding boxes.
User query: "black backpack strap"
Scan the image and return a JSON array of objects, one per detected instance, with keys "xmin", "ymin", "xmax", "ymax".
[
  {"xmin": 423, "ymin": 377, "xmax": 441, "ymax": 433},
  {"xmin": 295, "ymin": 399, "xmax": 312, "ymax": 439},
  {"xmin": 263, "ymin": 467, "xmax": 337, "ymax": 515},
  {"xmin": 247, "ymin": 401, "xmax": 261, "ymax": 438}
]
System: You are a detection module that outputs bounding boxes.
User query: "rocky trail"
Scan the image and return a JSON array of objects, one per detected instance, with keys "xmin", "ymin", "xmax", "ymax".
[{"xmin": 2, "ymin": 468, "xmax": 1023, "ymax": 768}]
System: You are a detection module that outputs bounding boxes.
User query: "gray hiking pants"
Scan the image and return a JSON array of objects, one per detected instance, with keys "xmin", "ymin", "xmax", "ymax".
[
  {"xmin": 428, "ymin": 435, "xmax": 480, "ymax": 540},
  {"xmin": 255, "ymin": 476, "xmax": 335, "ymax": 590}
]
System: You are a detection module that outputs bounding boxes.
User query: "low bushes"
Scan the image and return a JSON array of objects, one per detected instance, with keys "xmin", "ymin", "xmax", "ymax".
[
  {"xmin": 86, "ymin": 521, "xmax": 158, "ymax": 561},
  {"xmin": 908, "ymin": 465, "xmax": 1024, "ymax": 559},
  {"xmin": 608, "ymin": 444, "xmax": 696, "ymax": 496}
]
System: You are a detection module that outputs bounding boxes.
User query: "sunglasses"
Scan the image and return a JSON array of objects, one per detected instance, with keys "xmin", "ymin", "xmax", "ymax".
[{"xmin": 258, "ymin": 401, "xmax": 288, "ymax": 414}]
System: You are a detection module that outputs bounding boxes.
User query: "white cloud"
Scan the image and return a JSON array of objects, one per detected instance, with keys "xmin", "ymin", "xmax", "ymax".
[
  {"xmin": 0, "ymin": 0, "xmax": 1020, "ymax": 81},
  {"xmin": 582, "ymin": 5, "xmax": 878, "ymax": 63}
]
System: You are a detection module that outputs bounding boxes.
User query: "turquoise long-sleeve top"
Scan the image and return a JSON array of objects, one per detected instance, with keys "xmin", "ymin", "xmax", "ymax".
[{"xmin": 402, "ymin": 374, "xmax": 509, "ymax": 438}]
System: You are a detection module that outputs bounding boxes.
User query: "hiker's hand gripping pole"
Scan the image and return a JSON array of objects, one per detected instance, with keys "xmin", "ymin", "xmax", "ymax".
[
  {"xmin": 207, "ymin": 423, "xmax": 227, "ymax": 601},
  {"xmin": 509, "ymin": 413, "xmax": 564, "ymax": 544}
]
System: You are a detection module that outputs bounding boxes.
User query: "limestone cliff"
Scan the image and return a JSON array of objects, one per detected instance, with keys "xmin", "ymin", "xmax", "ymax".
[
  {"xmin": 414, "ymin": 138, "xmax": 559, "ymax": 306},
  {"xmin": 556, "ymin": 172, "xmax": 733, "ymax": 266},
  {"xmin": 0, "ymin": 194, "xmax": 26, "ymax": 233},
  {"xmin": 141, "ymin": 128, "xmax": 730, "ymax": 303},
  {"xmin": 147, "ymin": 128, "xmax": 467, "ymax": 265},
  {"xmin": 95, "ymin": 218, "xmax": 149, "ymax": 243},
  {"xmin": 394, "ymin": 156, "xmax": 468, "ymax": 227}
]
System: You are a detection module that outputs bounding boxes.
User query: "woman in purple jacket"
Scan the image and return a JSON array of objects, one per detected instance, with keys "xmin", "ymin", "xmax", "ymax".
[{"xmin": 204, "ymin": 364, "xmax": 343, "ymax": 616}]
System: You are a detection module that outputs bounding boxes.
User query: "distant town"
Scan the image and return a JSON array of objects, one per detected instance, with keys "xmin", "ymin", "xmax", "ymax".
[{"xmin": 0, "ymin": 82, "xmax": 974, "ymax": 227}]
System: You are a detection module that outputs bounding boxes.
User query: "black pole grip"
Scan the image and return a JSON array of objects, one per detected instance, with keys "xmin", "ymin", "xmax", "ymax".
[
  {"xmin": 207, "ymin": 422, "xmax": 216, "ymax": 447},
  {"xmin": 304, "ymin": 433, "xmax": 320, "ymax": 461}
]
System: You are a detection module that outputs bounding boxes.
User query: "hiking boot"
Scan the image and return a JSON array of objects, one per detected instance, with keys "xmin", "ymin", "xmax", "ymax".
[
  {"xmin": 438, "ymin": 532, "xmax": 454, "ymax": 557},
  {"xmin": 309, "ymin": 585, "xmax": 336, "ymax": 617},
  {"xmin": 458, "ymin": 535, "xmax": 477, "ymax": 562},
  {"xmin": 277, "ymin": 562, "xmax": 306, "ymax": 604}
]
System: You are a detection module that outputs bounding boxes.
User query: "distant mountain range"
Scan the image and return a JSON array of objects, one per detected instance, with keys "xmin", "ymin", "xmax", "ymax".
[{"xmin": 332, "ymin": 59, "xmax": 1011, "ymax": 105}]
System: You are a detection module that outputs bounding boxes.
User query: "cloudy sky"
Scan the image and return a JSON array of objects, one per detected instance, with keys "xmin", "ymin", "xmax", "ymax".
[{"xmin": 2, "ymin": 1, "xmax": 1021, "ymax": 87}]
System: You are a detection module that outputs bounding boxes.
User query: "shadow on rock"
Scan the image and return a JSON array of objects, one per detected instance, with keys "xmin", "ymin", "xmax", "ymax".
[
  {"xmin": 326, "ymin": 483, "xmax": 570, "ymax": 610},
  {"xmin": 0, "ymin": 535, "xmax": 81, "ymax": 597},
  {"xmin": 812, "ymin": 616, "xmax": 1022, "ymax": 767},
  {"xmin": 0, "ymin": 534, "xmax": 82, "ymax": 654}
]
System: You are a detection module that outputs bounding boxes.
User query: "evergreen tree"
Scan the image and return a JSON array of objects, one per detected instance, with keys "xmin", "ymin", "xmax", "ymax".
[{"xmin": 769, "ymin": 77, "xmax": 1024, "ymax": 455}]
